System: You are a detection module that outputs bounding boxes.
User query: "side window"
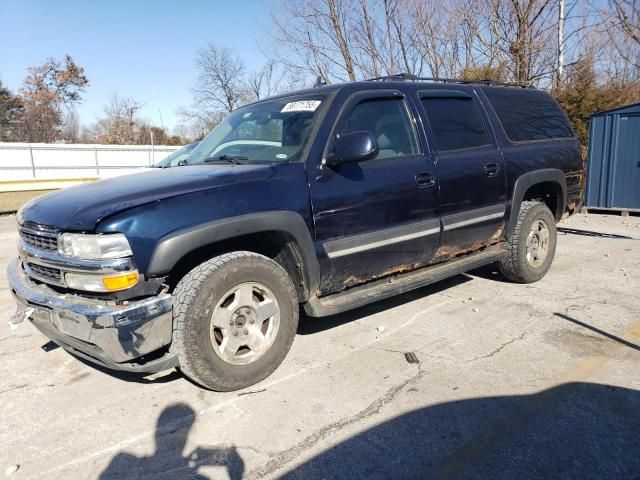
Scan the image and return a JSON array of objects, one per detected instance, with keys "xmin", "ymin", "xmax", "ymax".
[
  {"xmin": 421, "ymin": 96, "xmax": 490, "ymax": 151},
  {"xmin": 337, "ymin": 97, "xmax": 420, "ymax": 159},
  {"xmin": 484, "ymin": 87, "xmax": 574, "ymax": 142}
]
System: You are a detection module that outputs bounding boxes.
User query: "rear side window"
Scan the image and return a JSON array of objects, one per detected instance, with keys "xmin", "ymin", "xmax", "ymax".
[
  {"xmin": 421, "ymin": 96, "xmax": 490, "ymax": 151},
  {"xmin": 338, "ymin": 97, "xmax": 420, "ymax": 159},
  {"xmin": 484, "ymin": 88, "xmax": 574, "ymax": 142}
]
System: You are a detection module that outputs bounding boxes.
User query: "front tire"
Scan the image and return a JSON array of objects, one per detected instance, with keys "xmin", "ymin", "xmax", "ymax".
[
  {"xmin": 499, "ymin": 201, "xmax": 557, "ymax": 283},
  {"xmin": 172, "ymin": 251, "xmax": 299, "ymax": 391}
]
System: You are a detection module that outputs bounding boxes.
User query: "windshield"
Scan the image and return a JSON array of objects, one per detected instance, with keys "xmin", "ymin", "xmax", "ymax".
[
  {"xmin": 188, "ymin": 94, "xmax": 326, "ymax": 165},
  {"xmin": 154, "ymin": 141, "xmax": 200, "ymax": 168}
]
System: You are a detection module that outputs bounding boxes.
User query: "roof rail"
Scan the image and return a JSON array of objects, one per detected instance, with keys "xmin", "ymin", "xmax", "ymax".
[{"xmin": 364, "ymin": 73, "xmax": 533, "ymax": 88}]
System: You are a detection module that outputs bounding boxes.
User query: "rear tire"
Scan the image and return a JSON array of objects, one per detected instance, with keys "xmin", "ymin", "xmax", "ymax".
[
  {"xmin": 172, "ymin": 251, "xmax": 299, "ymax": 391},
  {"xmin": 499, "ymin": 201, "xmax": 557, "ymax": 283}
]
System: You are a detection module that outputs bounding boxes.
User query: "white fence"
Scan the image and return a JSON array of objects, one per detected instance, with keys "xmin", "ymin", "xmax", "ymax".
[{"xmin": 0, "ymin": 143, "xmax": 180, "ymax": 181}]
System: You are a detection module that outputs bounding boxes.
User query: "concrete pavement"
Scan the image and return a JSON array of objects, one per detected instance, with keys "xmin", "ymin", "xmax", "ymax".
[{"xmin": 0, "ymin": 212, "xmax": 638, "ymax": 479}]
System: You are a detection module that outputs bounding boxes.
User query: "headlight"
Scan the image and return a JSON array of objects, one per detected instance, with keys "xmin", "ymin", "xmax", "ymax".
[
  {"xmin": 65, "ymin": 271, "xmax": 139, "ymax": 292},
  {"xmin": 58, "ymin": 233, "xmax": 133, "ymax": 259}
]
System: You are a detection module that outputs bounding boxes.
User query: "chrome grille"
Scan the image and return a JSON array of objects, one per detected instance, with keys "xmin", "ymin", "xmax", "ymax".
[
  {"xmin": 25, "ymin": 262, "xmax": 63, "ymax": 283},
  {"xmin": 19, "ymin": 228, "xmax": 58, "ymax": 251}
]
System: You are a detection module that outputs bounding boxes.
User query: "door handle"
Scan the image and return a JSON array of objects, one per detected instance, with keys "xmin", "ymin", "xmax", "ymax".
[
  {"xmin": 415, "ymin": 172, "xmax": 436, "ymax": 188},
  {"xmin": 484, "ymin": 163, "xmax": 500, "ymax": 177}
]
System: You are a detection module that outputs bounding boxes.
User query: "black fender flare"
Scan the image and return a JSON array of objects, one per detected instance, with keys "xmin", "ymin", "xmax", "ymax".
[
  {"xmin": 147, "ymin": 211, "xmax": 319, "ymax": 300},
  {"xmin": 508, "ymin": 168, "xmax": 567, "ymax": 237}
]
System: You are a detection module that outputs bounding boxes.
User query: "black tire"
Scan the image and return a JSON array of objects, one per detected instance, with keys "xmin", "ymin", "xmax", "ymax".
[
  {"xmin": 499, "ymin": 201, "xmax": 557, "ymax": 283},
  {"xmin": 172, "ymin": 251, "xmax": 299, "ymax": 391}
]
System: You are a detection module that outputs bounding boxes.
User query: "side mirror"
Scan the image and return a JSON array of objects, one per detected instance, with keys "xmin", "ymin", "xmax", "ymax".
[{"xmin": 326, "ymin": 131, "xmax": 378, "ymax": 168}]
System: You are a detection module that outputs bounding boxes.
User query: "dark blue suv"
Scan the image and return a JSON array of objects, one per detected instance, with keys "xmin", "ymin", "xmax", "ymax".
[{"xmin": 8, "ymin": 77, "xmax": 583, "ymax": 391}]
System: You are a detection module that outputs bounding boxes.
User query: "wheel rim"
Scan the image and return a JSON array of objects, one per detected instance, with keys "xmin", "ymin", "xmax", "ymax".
[
  {"xmin": 209, "ymin": 282, "xmax": 280, "ymax": 365},
  {"xmin": 526, "ymin": 219, "xmax": 550, "ymax": 268}
]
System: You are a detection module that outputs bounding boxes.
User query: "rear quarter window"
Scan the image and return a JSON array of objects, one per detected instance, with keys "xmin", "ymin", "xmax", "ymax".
[{"xmin": 483, "ymin": 88, "xmax": 574, "ymax": 142}]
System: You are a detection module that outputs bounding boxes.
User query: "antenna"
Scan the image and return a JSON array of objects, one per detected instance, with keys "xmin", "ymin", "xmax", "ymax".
[{"xmin": 152, "ymin": 84, "xmax": 166, "ymax": 131}]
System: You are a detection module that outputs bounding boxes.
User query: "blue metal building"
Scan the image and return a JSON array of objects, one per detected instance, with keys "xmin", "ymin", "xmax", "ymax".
[{"xmin": 585, "ymin": 103, "xmax": 640, "ymax": 210}]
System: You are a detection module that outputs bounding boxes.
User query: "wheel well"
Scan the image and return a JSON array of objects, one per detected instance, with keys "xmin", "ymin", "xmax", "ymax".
[
  {"xmin": 165, "ymin": 232, "xmax": 307, "ymax": 301},
  {"xmin": 522, "ymin": 182, "xmax": 563, "ymax": 221}
]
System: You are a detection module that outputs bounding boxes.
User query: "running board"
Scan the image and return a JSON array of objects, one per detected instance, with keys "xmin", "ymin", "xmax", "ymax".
[{"xmin": 304, "ymin": 244, "xmax": 506, "ymax": 317}]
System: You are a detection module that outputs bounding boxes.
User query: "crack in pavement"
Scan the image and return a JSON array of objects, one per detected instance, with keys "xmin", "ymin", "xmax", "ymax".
[
  {"xmin": 0, "ymin": 384, "xmax": 28, "ymax": 395},
  {"xmin": 391, "ymin": 332, "xmax": 529, "ymax": 365},
  {"xmin": 31, "ymin": 299, "xmax": 453, "ymax": 479},
  {"xmin": 245, "ymin": 369, "xmax": 424, "ymax": 480},
  {"xmin": 463, "ymin": 332, "xmax": 528, "ymax": 363},
  {"xmin": 0, "ymin": 346, "xmax": 34, "ymax": 358},
  {"xmin": 374, "ymin": 346, "xmax": 458, "ymax": 364},
  {"xmin": 0, "ymin": 334, "xmax": 33, "ymax": 343}
]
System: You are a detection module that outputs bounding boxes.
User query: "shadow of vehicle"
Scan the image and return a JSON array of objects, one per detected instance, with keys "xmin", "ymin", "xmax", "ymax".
[
  {"xmin": 298, "ymin": 274, "xmax": 472, "ymax": 335},
  {"xmin": 74, "ymin": 274, "xmax": 474, "ymax": 385},
  {"xmin": 464, "ymin": 262, "xmax": 511, "ymax": 283},
  {"xmin": 557, "ymin": 226, "xmax": 635, "ymax": 240},
  {"xmin": 71, "ymin": 354, "xmax": 182, "ymax": 384},
  {"xmin": 99, "ymin": 403, "xmax": 244, "ymax": 480},
  {"xmin": 279, "ymin": 382, "xmax": 640, "ymax": 480}
]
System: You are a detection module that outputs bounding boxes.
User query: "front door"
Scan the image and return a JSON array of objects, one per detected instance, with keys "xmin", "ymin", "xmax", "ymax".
[
  {"xmin": 309, "ymin": 90, "xmax": 441, "ymax": 295},
  {"xmin": 418, "ymin": 89, "xmax": 507, "ymax": 258}
]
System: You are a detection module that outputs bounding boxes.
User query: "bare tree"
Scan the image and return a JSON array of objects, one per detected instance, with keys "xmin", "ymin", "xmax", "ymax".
[
  {"xmin": 328, "ymin": 0, "xmax": 358, "ymax": 80},
  {"xmin": 601, "ymin": 0, "xmax": 640, "ymax": 70},
  {"xmin": 193, "ymin": 43, "xmax": 248, "ymax": 113},
  {"xmin": 270, "ymin": 0, "xmax": 359, "ymax": 82},
  {"xmin": 351, "ymin": 0, "xmax": 383, "ymax": 77},
  {"xmin": 60, "ymin": 108, "xmax": 80, "ymax": 143},
  {"xmin": 468, "ymin": 0, "xmax": 557, "ymax": 84},
  {"xmin": 267, "ymin": 0, "xmax": 560, "ymax": 84},
  {"xmin": 94, "ymin": 94, "xmax": 143, "ymax": 144},
  {"xmin": 407, "ymin": 0, "xmax": 463, "ymax": 78},
  {"xmin": 246, "ymin": 61, "xmax": 304, "ymax": 101}
]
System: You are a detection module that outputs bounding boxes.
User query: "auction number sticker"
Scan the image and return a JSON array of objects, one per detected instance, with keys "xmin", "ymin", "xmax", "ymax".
[{"xmin": 281, "ymin": 100, "xmax": 321, "ymax": 112}]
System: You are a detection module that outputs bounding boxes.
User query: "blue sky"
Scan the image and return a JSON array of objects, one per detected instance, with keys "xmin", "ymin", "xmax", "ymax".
[{"xmin": 0, "ymin": 0, "xmax": 274, "ymax": 131}]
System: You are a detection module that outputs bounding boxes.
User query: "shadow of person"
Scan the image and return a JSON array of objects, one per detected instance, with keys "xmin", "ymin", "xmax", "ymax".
[{"xmin": 100, "ymin": 403, "xmax": 244, "ymax": 480}]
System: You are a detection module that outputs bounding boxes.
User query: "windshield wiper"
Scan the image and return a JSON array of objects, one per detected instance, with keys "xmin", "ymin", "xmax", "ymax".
[{"xmin": 204, "ymin": 154, "xmax": 248, "ymax": 165}]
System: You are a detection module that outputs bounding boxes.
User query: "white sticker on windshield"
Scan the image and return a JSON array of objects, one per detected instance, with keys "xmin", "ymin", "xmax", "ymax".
[{"xmin": 281, "ymin": 100, "xmax": 321, "ymax": 113}]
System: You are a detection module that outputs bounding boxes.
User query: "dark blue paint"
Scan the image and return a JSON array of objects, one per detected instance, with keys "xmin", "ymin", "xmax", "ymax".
[
  {"xmin": 97, "ymin": 163, "xmax": 313, "ymax": 275},
  {"xmin": 19, "ymin": 165, "xmax": 275, "ymax": 231},
  {"xmin": 418, "ymin": 88, "xmax": 507, "ymax": 253},
  {"xmin": 17, "ymin": 80, "xmax": 583, "ymax": 297}
]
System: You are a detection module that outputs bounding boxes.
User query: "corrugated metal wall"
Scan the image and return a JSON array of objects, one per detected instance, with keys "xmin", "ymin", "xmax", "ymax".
[{"xmin": 586, "ymin": 103, "xmax": 640, "ymax": 210}]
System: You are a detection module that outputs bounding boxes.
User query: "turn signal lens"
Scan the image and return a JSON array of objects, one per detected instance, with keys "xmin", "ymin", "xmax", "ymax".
[
  {"xmin": 64, "ymin": 270, "xmax": 139, "ymax": 292},
  {"xmin": 102, "ymin": 272, "xmax": 139, "ymax": 291}
]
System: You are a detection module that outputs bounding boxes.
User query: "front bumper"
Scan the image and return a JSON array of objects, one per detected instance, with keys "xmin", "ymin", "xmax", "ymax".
[{"xmin": 7, "ymin": 258, "xmax": 177, "ymax": 373}]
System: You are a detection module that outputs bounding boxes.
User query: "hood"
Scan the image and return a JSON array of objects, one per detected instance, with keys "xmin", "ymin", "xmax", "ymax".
[{"xmin": 19, "ymin": 165, "xmax": 274, "ymax": 231}]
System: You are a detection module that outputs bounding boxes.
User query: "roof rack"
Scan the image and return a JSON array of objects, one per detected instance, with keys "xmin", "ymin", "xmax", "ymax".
[{"xmin": 365, "ymin": 73, "xmax": 533, "ymax": 88}]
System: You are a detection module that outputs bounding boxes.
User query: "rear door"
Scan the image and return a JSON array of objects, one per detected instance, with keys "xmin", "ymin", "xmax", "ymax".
[
  {"xmin": 418, "ymin": 90, "xmax": 507, "ymax": 258},
  {"xmin": 612, "ymin": 114, "xmax": 640, "ymax": 209},
  {"xmin": 309, "ymin": 89, "xmax": 441, "ymax": 294}
]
